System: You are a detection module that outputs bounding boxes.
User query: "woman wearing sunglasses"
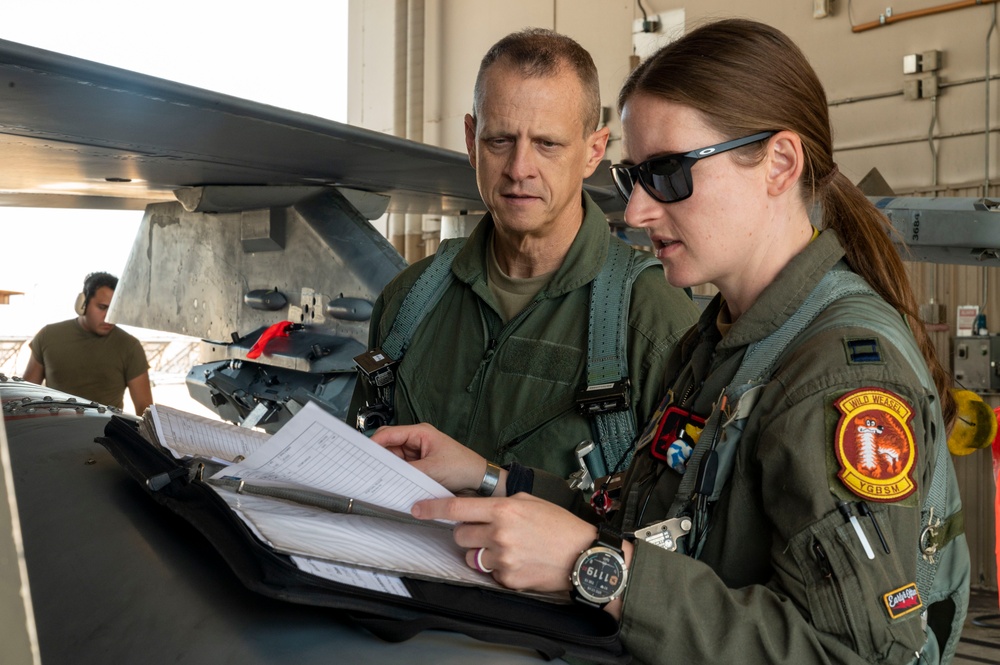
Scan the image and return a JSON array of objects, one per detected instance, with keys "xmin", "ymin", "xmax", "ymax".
[{"xmin": 373, "ymin": 18, "xmax": 969, "ymax": 664}]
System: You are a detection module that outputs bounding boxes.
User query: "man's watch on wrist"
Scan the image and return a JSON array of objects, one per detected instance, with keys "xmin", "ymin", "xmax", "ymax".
[{"xmin": 570, "ymin": 524, "xmax": 628, "ymax": 608}]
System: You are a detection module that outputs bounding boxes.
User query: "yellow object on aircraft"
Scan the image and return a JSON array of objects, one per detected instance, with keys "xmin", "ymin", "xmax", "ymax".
[{"xmin": 947, "ymin": 389, "xmax": 998, "ymax": 456}]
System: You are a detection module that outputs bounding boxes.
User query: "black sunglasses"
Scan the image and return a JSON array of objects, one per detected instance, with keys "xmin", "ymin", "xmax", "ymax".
[{"xmin": 610, "ymin": 131, "xmax": 777, "ymax": 204}]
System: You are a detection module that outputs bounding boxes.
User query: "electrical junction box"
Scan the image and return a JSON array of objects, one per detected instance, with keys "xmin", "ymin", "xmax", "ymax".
[
  {"xmin": 953, "ymin": 335, "xmax": 1000, "ymax": 392},
  {"xmin": 903, "ymin": 74, "xmax": 939, "ymax": 100},
  {"xmin": 632, "ymin": 10, "xmax": 685, "ymax": 60},
  {"xmin": 903, "ymin": 50, "xmax": 942, "ymax": 74}
]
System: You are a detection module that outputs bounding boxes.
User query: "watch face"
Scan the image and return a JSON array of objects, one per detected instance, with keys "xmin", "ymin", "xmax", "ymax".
[{"xmin": 573, "ymin": 546, "xmax": 627, "ymax": 604}]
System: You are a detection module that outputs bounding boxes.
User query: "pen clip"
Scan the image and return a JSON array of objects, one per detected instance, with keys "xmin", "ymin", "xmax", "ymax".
[
  {"xmin": 857, "ymin": 502, "xmax": 890, "ymax": 554},
  {"xmin": 837, "ymin": 501, "xmax": 874, "ymax": 560}
]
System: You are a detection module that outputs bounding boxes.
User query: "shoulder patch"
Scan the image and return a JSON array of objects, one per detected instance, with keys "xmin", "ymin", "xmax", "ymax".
[
  {"xmin": 844, "ymin": 337, "xmax": 882, "ymax": 364},
  {"xmin": 883, "ymin": 583, "xmax": 923, "ymax": 620},
  {"xmin": 833, "ymin": 388, "xmax": 917, "ymax": 502}
]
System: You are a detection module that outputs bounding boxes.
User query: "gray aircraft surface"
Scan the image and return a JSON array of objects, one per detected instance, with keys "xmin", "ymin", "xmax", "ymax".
[{"xmin": 2, "ymin": 35, "xmax": 999, "ymax": 665}]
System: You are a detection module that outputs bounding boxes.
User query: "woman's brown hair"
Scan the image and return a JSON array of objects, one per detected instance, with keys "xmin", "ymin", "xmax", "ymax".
[{"xmin": 618, "ymin": 18, "xmax": 955, "ymax": 426}]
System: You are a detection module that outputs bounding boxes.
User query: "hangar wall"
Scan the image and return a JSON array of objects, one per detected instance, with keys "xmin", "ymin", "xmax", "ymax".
[
  {"xmin": 347, "ymin": 0, "xmax": 1000, "ymax": 589},
  {"xmin": 349, "ymin": 0, "xmax": 1000, "ymax": 190}
]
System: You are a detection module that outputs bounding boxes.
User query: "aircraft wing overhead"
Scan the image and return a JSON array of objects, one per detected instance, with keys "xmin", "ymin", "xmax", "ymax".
[{"xmin": 0, "ymin": 37, "xmax": 489, "ymax": 214}]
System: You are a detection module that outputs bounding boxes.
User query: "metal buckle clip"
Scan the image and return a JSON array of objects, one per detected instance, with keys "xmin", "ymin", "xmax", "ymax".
[
  {"xmin": 919, "ymin": 507, "xmax": 941, "ymax": 563},
  {"xmin": 630, "ymin": 517, "xmax": 692, "ymax": 552},
  {"xmin": 575, "ymin": 379, "xmax": 630, "ymax": 415},
  {"xmin": 568, "ymin": 440, "xmax": 596, "ymax": 492},
  {"xmin": 353, "ymin": 348, "xmax": 398, "ymax": 388}
]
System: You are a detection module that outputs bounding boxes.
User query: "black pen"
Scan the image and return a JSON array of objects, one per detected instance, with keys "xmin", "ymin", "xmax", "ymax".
[
  {"xmin": 857, "ymin": 502, "xmax": 890, "ymax": 554},
  {"xmin": 837, "ymin": 501, "xmax": 874, "ymax": 560}
]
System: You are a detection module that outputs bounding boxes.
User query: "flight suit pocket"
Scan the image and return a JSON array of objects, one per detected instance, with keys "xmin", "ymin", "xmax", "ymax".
[
  {"xmin": 789, "ymin": 509, "xmax": 926, "ymax": 662},
  {"xmin": 496, "ymin": 398, "xmax": 582, "ymax": 478}
]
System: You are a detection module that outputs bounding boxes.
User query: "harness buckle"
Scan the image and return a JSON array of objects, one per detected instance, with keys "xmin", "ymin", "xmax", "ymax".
[
  {"xmin": 353, "ymin": 348, "xmax": 398, "ymax": 388},
  {"xmin": 575, "ymin": 379, "xmax": 630, "ymax": 415},
  {"xmin": 919, "ymin": 507, "xmax": 941, "ymax": 563},
  {"xmin": 629, "ymin": 517, "xmax": 692, "ymax": 551}
]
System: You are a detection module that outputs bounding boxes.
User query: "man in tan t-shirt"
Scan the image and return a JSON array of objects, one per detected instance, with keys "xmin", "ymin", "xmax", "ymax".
[{"xmin": 24, "ymin": 271, "xmax": 152, "ymax": 414}]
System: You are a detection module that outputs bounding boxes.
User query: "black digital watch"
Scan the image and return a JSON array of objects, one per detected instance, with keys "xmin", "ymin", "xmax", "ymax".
[{"xmin": 570, "ymin": 524, "xmax": 628, "ymax": 608}]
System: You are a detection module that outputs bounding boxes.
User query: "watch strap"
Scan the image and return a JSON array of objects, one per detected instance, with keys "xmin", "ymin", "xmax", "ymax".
[{"xmin": 595, "ymin": 522, "xmax": 624, "ymax": 552}]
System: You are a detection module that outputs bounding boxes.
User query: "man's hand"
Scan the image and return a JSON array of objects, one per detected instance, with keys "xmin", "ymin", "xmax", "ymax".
[{"xmin": 371, "ymin": 423, "xmax": 505, "ymax": 495}]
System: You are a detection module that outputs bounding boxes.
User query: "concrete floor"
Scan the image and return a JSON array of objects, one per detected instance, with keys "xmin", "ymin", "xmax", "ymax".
[{"xmin": 954, "ymin": 588, "xmax": 1000, "ymax": 664}]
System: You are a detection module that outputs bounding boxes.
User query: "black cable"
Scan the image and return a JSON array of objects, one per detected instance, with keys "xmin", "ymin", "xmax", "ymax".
[
  {"xmin": 635, "ymin": 463, "xmax": 666, "ymax": 527},
  {"xmin": 637, "ymin": 0, "xmax": 649, "ymax": 22},
  {"xmin": 970, "ymin": 612, "xmax": 1000, "ymax": 629}
]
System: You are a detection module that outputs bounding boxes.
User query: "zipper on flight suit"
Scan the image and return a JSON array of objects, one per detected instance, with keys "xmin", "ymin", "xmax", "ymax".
[
  {"xmin": 465, "ymin": 299, "xmax": 543, "ymax": 420},
  {"xmin": 812, "ymin": 538, "xmax": 856, "ymax": 646},
  {"xmin": 677, "ymin": 383, "xmax": 695, "ymax": 409},
  {"xmin": 466, "ymin": 338, "xmax": 498, "ymax": 393}
]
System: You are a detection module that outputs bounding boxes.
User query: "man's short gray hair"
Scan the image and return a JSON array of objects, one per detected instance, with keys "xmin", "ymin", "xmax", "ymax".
[{"xmin": 472, "ymin": 28, "xmax": 601, "ymax": 135}]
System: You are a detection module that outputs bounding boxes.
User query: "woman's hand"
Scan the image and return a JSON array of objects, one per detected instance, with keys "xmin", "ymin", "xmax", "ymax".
[
  {"xmin": 371, "ymin": 423, "xmax": 503, "ymax": 495},
  {"xmin": 412, "ymin": 493, "xmax": 598, "ymax": 593}
]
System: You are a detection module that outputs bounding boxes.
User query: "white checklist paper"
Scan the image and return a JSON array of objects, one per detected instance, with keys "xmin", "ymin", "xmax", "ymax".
[
  {"xmin": 213, "ymin": 402, "xmax": 452, "ymax": 513},
  {"xmin": 150, "ymin": 404, "xmax": 270, "ymax": 463},
  {"xmin": 144, "ymin": 401, "xmax": 561, "ymax": 600}
]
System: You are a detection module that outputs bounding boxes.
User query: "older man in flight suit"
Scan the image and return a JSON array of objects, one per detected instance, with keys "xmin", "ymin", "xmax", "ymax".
[{"xmin": 350, "ymin": 29, "xmax": 698, "ymax": 486}]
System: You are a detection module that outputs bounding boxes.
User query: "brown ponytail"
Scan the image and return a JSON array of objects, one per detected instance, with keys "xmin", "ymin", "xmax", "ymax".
[{"xmin": 822, "ymin": 171, "xmax": 955, "ymax": 425}]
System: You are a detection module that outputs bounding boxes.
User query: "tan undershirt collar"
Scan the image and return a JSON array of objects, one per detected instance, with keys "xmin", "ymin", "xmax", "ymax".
[{"xmin": 487, "ymin": 235, "xmax": 555, "ymax": 322}]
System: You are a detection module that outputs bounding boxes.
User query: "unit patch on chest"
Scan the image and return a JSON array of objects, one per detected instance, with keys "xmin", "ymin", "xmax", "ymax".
[{"xmin": 832, "ymin": 387, "xmax": 917, "ymax": 502}]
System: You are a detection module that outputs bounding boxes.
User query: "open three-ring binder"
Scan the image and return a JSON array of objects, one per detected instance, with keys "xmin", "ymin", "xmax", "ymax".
[{"xmin": 99, "ymin": 403, "xmax": 628, "ymax": 663}]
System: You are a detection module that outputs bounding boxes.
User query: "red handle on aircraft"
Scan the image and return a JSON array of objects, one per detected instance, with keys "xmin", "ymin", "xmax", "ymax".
[{"xmin": 246, "ymin": 320, "xmax": 296, "ymax": 359}]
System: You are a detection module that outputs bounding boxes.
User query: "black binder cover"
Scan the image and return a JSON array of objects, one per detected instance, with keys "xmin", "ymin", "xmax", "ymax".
[{"xmin": 99, "ymin": 416, "xmax": 628, "ymax": 663}]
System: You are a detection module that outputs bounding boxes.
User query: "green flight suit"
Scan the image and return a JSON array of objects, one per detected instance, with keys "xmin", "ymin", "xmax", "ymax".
[
  {"xmin": 348, "ymin": 192, "xmax": 699, "ymax": 479},
  {"xmin": 535, "ymin": 229, "xmax": 969, "ymax": 664}
]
